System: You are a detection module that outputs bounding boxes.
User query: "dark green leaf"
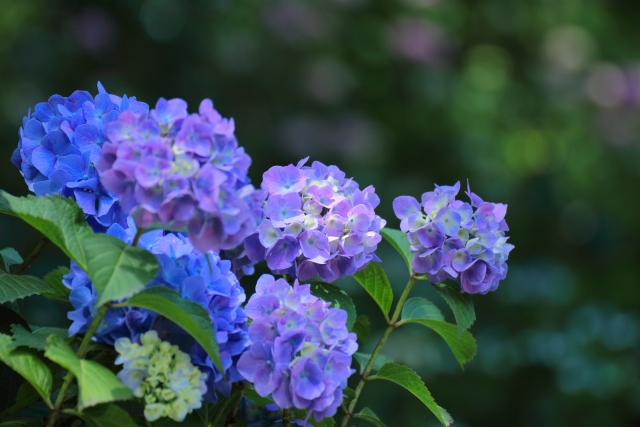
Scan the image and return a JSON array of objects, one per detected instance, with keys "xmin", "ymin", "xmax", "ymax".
[
  {"xmin": 401, "ymin": 297, "xmax": 444, "ymax": 322},
  {"xmin": 399, "ymin": 318, "xmax": 476, "ymax": 368},
  {"xmin": 120, "ymin": 287, "xmax": 222, "ymax": 372},
  {"xmin": 371, "ymin": 363, "xmax": 451, "ymax": 426},
  {"xmin": 242, "ymin": 388, "xmax": 274, "ymax": 408},
  {"xmin": 199, "ymin": 387, "xmax": 242, "ymax": 427},
  {"xmin": 0, "ymin": 191, "xmax": 14, "ymax": 217},
  {"xmin": 9, "ymin": 325, "xmax": 69, "ymax": 351},
  {"xmin": 82, "ymin": 234, "xmax": 159, "ymax": 306},
  {"xmin": 355, "ymin": 407, "xmax": 387, "ymax": 427},
  {"xmin": 309, "ymin": 282, "xmax": 356, "ymax": 330},
  {"xmin": 78, "ymin": 403, "xmax": 139, "ymax": 427},
  {"xmin": 433, "ymin": 281, "xmax": 476, "ymax": 336},
  {"xmin": 352, "ymin": 315, "xmax": 371, "ymax": 344},
  {"xmin": 0, "ymin": 334, "xmax": 52, "ymax": 405},
  {"xmin": 352, "ymin": 263, "xmax": 393, "ymax": 318},
  {"xmin": 353, "ymin": 352, "xmax": 393, "ymax": 374},
  {"xmin": 41, "ymin": 267, "xmax": 71, "ymax": 305},
  {"xmin": 0, "ymin": 273, "xmax": 54, "ymax": 304},
  {"xmin": 342, "ymin": 387, "xmax": 355, "ymax": 408},
  {"xmin": 44, "ymin": 335, "xmax": 133, "ymax": 410},
  {"xmin": 5, "ymin": 381, "xmax": 48, "ymax": 416},
  {"xmin": 3, "ymin": 194, "xmax": 93, "ymax": 271},
  {"xmin": 0, "ymin": 249, "xmax": 22, "ymax": 273},
  {"xmin": 380, "ymin": 228, "xmax": 413, "ymax": 270},
  {"xmin": 0, "ymin": 418, "xmax": 42, "ymax": 426}
]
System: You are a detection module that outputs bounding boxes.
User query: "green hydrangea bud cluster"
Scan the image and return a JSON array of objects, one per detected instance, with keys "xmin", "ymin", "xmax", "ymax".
[{"xmin": 114, "ymin": 330, "xmax": 208, "ymax": 422}]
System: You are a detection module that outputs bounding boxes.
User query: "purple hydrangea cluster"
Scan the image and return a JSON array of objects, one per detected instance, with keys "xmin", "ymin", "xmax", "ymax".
[
  {"xmin": 96, "ymin": 97, "xmax": 262, "ymax": 253},
  {"xmin": 393, "ymin": 181, "xmax": 513, "ymax": 294},
  {"xmin": 11, "ymin": 82, "xmax": 148, "ymax": 230},
  {"xmin": 237, "ymin": 275, "xmax": 357, "ymax": 423},
  {"xmin": 244, "ymin": 159, "xmax": 385, "ymax": 282},
  {"xmin": 64, "ymin": 220, "xmax": 249, "ymax": 402}
]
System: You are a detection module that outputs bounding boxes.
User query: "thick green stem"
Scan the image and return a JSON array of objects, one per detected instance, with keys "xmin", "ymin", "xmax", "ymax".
[
  {"xmin": 46, "ymin": 305, "xmax": 109, "ymax": 427},
  {"xmin": 339, "ymin": 275, "xmax": 417, "ymax": 427},
  {"xmin": 282, "ymin": 408, "xmax": 291, "ymax": 427},
  {"xmin": 13, "ymin": 237, "xmax": 49, "ymax": 275}
]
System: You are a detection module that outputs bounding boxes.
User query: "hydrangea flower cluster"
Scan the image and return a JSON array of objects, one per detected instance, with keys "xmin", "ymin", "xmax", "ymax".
[
  {"xmin": 64, "ymin": 219, "xmax": 249, "ymax": 402},
  {"xmin": 96, "ymin": 97, "xmax": 263, "ymax": 253},
  {"xmin": 10, "ymin": 82, "xmax": 148, "ymax": 230},
  {"xmin": 244, "ymin": 159, "xmax": 385, "ymax": 282},
  {"xmin": 236, "ymin": 275, "xmax": 357, "ymax": 423},
  {"xmin": 115, "ymin": 330, "xmax": 207, "ymax": 422},
  {"xmin": 393, "ymin": 181, "xmax": 513, "ymax": 294}
]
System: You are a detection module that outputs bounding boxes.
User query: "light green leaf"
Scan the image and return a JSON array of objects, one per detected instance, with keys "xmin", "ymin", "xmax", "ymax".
[
  {"xmin": 82, "ymin": 234, "xmax": 159, "ymax": 306},
  {"xmin": 0, "ymin": 273, "xmax": 53, "ymax": 304},
  {"xmin": 399, "ymin": 318, "xmax": 476, "ymax": 368},
  {"xmin": 4, "ymin": 194, "xmax": 93, "ymax": 271},
  {"xmin": 352, "ymin": 262, "xmax": 393, "ymax": 318},
  {"xmin": 355, "ymin": 407, "xmax": 387, "ymax": 427},
  {"xmin": 0, "ymin": 334, "xmax": 52, "ymax": 406},
  {"xmin": 352, "ymin": 315, "xmax": 371, "ymax": 344},
  {"xmin": 401, "ymin": 297, "xmax": 444, "ymax": 322},
  {"xmin": 41, "ymin": 266, "xmax": 71, "ymax": 305},
  {"xmin": 309, "ymin": 282, "xmax": 356, "ymax": 330},
  {"xmin": 78, "ymin": 403, "xmax": 139, "ymax": 427},
  {"xmin": 353, "ymin": 352, "xmax": 394, "ymax": 374},
  {"xmin": 371, "ymin": 363, "xmax": 451, "ymax": 426},
  {"xmin": 433, "ymin": 281, "xmax": 476, "ymax": 336},
  {"xmin": 44, "ymin": 335, "xmax": 132, "ymax": 410},
  {"xmin": 0, "ymin": 191, "xmax": 14, "ymax": 217},
  {"xmin": 9, "ymin": 325, "xmax": 69, "ymax": 351},
  {"xmin": 380, "ymin": 228, "xmax": 413, "ymax": 270},
  {"xmin": 120, "ymin": 287, "xmax": 222, "ymax": 372},
  {"xmin": 0, "ymin": 248, "xmax": 23, "ymax": 273}
]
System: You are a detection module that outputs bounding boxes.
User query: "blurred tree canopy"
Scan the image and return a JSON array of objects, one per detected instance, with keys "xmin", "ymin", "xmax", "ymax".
[{"xmin": 1, "ymin": 0, "xmax": 639, "ymax": 426}]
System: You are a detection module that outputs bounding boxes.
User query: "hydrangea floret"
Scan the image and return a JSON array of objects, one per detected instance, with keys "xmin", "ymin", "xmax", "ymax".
[
  {"xmin": 393, "ymin": 181, "xmax": 513, "ymax": 294},
  {"xmin": 64, "ymin": 219, "xmax": 249, "ymax": 401},
  {"xmin": 11, "ymin": 82, "xmax": 148, "ymax": 230},
  {"xmin": 115, "ymin": 330, "xmax": 207, "ymax": 422},
  {"xmin": 244, "ymin": 159, "xmax": 385, "ymax": 282},
  {"xmin": 236, "ymin": 275, "xmax": 357, "ymax": 423},
  {"xmin": 96, "ymin": 97, "xmax": 262, "ymax": 253}
]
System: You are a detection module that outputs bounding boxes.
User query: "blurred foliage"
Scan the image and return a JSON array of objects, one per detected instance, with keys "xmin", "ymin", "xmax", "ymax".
[{"xmin": 1, "ymin": 0, "xmax": 639, "ymax": 426}]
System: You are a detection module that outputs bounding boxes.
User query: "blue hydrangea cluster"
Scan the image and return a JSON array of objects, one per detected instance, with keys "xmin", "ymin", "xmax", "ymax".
[
  {"xmin": 11, "ymin": 82, "xmax": 148, "ymax": 230},
  {"xmin": 64, "ymin": 220, "xmax": 249, "ymax": 402},
  {"xmin": 244, "ymin": 159, "xmax": 385, "ymax": 282},
  {"xmin": 96, "ymin": 97, "xmax": 263, "ymax": 253},
  {"xmin": 115, "ymin": 330, "xmax": 208, "ymax": 422},
  {"xmin": 393, "ymin": 181, "xmax": 514, "ymax": 294},
  {"xmin": 236, "ymin": 275, "xmax": 357, "ymax": 423}
]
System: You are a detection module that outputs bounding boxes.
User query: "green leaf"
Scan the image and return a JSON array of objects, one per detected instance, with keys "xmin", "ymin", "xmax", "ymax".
[
  {"xmin": 78, "ymin": 403, "xmax": 139, "ymax": 427},
  {"xmin": 9, "ymin": 325, "xmax": 69, "ymax": 351},
  {"xmin": 292, "ymin": 408, "xmax": 335, "ymax": 427},
  {"xmin": 309, "ymin": 282, "xmax": 356, "ymax": 330},
  {"xmin": 82, "ymin": 234, "xmax": 159, "ymax": 306},
  {"xmin": 342, "ymin": 387, "xmax": 355, "ymax": 408},
  {"xmin": 0, "ymin": 334, "xmax": 52, "ymax": 406},
  {"xmin": 120, "ymin": 287, "xmax": 222, "ymax": 372},
  {"xmin": 0, "ymin": 191, "xmax": 14, "ymax": 217},
  {"xmin": 371, "ymin": 363, "xmax": 451, "ymax": 426},
  {"xmin": 3, "ymin": 194, "xmax": 93, "ymax": 271},
  {"xmin": 380, "ymin": 228, "xmax": 413, "ymax": 270},
  {"xmin": 44, "ymin": 335, "xmax": 132, "ymax": 410},
  {"xmin": 198, "ymin": 387, "xmax": 242, "ymax": 427},
  {"xmin": 352, "ymin": 262, "xmax": 393, "ymax": 318},
  {"xmin": 4, "ymin": 382, "xmax": 39, "ymax": 415},
  {"xmin": 0, "ymin": 418, "xmax": 43, "ymax": 426},
  {"xmin": 0, "ymin": 273, "xmax": 54, "ymax": 304},
  {"xmin": 41, "ymin": 266, "xmax": 71, "ymax": 305},
  {"xmin": 353, "ymin": 352, "xmax": 394, "ymax": 374},
  {"xmin": 242, "ymin": 388, "xmax": 274, "ymax": 408},
  {"xmin": 352, "ymin": 315, "xmax": 371, "ymax": 344},
  {"xmin": 401, "ymin": 297, "xmax": 444, "ymax": 322},
  {"xmin": 399, "ymin": 318, "xmax": 476, "ymax": 368},
  {"xmin": 433, "ymin": 281, "xmax": 476, "ymax": 336},
  {"xmin": 0, "ymin": 248, "xmax": 23, "ymax": 273},
  {"xmin": 355, "ymin": 407, "xmax": 387, "ymax": 427}
]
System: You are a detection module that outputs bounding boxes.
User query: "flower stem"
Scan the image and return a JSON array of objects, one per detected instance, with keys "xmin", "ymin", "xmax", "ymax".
[
  {"xmin": 132, "ymin": 228, "xmax": 144, "ymax": 247},
  {"xmin": 339, "ymin": 275, "xmax": 417, "ymax": 427},
  {"xmin": 13, "ymin": 237, "xmax": 49, "ymax": 275},
  {"xmin": 282, "ymin": 408, "xmax": 291, "ymax": 427},
  {"xmin": 46, "ymin": 304, "xmax": 109, "ymax": 427},
  {"xmin": 223, "ymin": 383, "xmax": 245, "ymax": 427}
]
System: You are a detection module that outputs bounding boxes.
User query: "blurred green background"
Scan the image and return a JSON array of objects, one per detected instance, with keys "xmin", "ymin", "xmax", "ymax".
[{"xmin": 1, "ymin": 0, "xmax": 639, "ymax": 426}]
